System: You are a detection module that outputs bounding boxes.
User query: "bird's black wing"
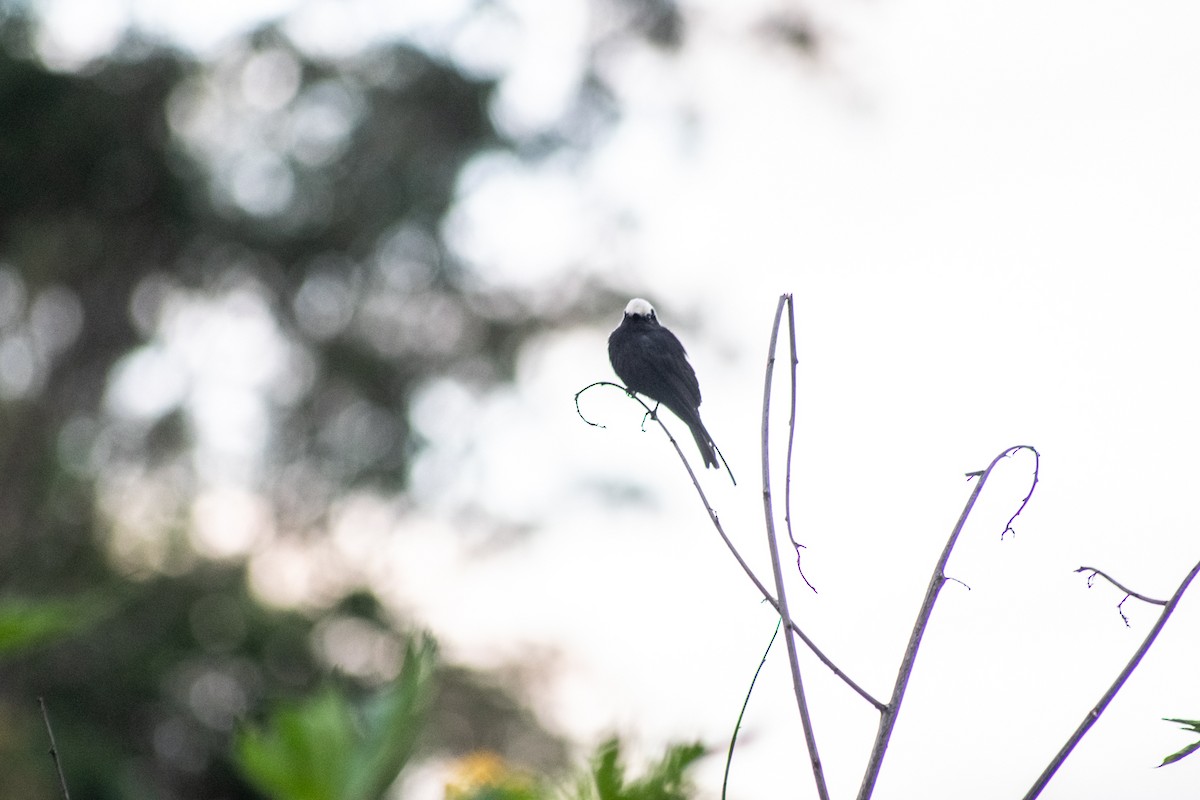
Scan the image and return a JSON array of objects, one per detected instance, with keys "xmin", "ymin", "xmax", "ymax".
[{"xmin": 640, "ymin": 327, "xmax": 702, "ymax": 411}]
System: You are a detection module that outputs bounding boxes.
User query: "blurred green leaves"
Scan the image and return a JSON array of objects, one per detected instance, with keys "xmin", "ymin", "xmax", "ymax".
[
  {"xmin": 234, "ymin": 632, "xmax": 436, "ymax": 800},
  {"xmin": 576, "ymin": 738, "xmax": 705, "ymax": 800},
  {"xmin": 408, "ymin": 735, "xmax": 708, "ymax": 800},
  {"xmin": 232, "ymin": 640, "xmax": 707, "ymax": 800},
  {"xmin": 0, "ymin": 595, "xmax": 111, "ymax": 656}
]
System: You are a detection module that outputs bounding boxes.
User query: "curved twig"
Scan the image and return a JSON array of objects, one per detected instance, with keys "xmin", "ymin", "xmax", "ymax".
[
  {"xmin": 579, "ymin": 380, "xmax": 737, "ymax": 485},
  {"xmin": 1001, "ymin": 446, "xmax": 1041, "ymax": 538},
  {"xmin": 1075, "ymin": 566, "xmax": 1169, "ymax": 606},
  {"xmin": 573, "ymin": 380, "xmax": 626, "ymax": 427},
  {"xmin": 723, "ymin": 618, "xmax": 781, "ymax": 800},
  {"xmin": 1023, "ymin": 559, "xmax": 1200, "ymax": 799}
]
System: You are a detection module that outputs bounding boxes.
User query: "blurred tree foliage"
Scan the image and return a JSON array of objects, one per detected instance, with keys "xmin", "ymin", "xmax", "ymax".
[
  {"xmin": 0, "ymin": 0, "xmax": 649, "ymax": 794},
  {"xmin": 0, "ymin": 0, "xmax": 819, "ymax": 796}
]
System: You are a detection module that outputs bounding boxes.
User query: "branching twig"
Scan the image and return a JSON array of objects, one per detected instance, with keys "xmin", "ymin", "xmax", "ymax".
[
  {"xmin": 1075, "ymin": 563, "xmax": 1166, "ymax": 623},
  {"xmin": 1076, "ymin": 566, "xmax": 1169, "ymax": 606},
  {"xmin": 39, "ymin": 697, "xmax": 71, "ymax": 800},
  {"xmin": 1023, "ymin": 559, "xmax": 1200, "ymax": 799},
  {"xmin": 1076, "ymin": 566, "xmax": 1167, "ymax": 627},
  {"xmin": 857, "ymin": 445, "xmax": 1041, "ymax": 800}
]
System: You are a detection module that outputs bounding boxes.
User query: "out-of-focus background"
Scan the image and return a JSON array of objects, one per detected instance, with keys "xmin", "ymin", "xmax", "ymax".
[{"xmin": 2, "ymin": 0, "xmax": 1200, "ymax": 798}]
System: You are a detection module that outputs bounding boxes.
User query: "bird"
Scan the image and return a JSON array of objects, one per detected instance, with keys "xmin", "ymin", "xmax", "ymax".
[{"xmin": 608, "ymin": 297, "xmax": 731, "ymax": 480}]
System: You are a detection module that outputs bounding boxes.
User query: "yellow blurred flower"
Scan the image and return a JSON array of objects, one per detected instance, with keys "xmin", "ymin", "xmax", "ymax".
[{"xmin": 444, "ymin": 751, "xmax": 534, "ymax": 799}]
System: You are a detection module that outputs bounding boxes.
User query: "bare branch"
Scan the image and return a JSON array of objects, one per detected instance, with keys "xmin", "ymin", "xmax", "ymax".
[
  {"xmin": 1115, "ymin": 595, "xmax": 1133, "ymax": 627},
  {"xmin": 944, "ymin": 576, "xmax": 972, "ymax": 591},
  {"xmin": 784, "ymin": 616, "xmax": 887, "ymax": 711},
  {"xmin": 39, "ymin": 697, "xmax": 72, "ymax": 800},
  {"xmin": 857, "ymin": 445, "xmax": 1041, "ymax": 800},
  {"xmin": 1001, "ymin": 446, "xmax": 1041, "ymax": 539},
  {"xmin": 782, "ymin": 292, "xmax": 816, "ymax": 593},
  {"xmin": 573, "ymin": 380, "xmax": 626, "ymax": 427},
  {"xmin": 1075, "ymin": 566, "xmax": 1169, "ymax": 607},
  {"xmin": 613, "ymin": 387, "xmax": 883, "ymax": 706},
  {"xmin": 761, "ymin": 293, "xmax": 829, "ymax": 799},
  {"xmin": 580, "ymin": 332, "xmax": 881, "ymax": 709},
  {"xmin": 579, "ymin": 380, "xmax": 736, "ymax": 484},
  {"xmin": 1023, "ymin": 559, "xmax": 1200, "ymax": 799}
]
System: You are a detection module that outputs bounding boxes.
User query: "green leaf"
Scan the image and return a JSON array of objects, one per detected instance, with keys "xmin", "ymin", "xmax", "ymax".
[
  {"xmin": 1160, "ymin": 740, "xmax": 1200, "ymax": 767},
  {"xmin": 577, "ymin": 738, "xmax": 706, "ymax": 800},
  {"xmin": 0, "ymin": 596, "xmax": 113, "ymax": 656},
  {"xmin": 233, "ymin": 631, "xmax": 438, "ymax": 800},
  {"xmin": 345, "ymin": 632, "xmax": 438, "ymax": 800},
  {"xmin": 592, "ymin": 739, "xmax": 626, "ymax": 800},
  {"xmin": 1160, "ymin": 718, "xmax": 1200, "ymax": 767},
  {"xmin": 1163, "ymin": 717, "xmax": 1200, "ymax": 734},
  {"xmin": 235, "ymin": 687, "xmax": 358, "ymax": 800}
]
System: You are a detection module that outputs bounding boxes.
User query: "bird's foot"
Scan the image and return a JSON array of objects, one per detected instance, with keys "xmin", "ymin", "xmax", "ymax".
[{"xmin": 639, "ymin": 402, "xmax": 660, "ymax": 432}]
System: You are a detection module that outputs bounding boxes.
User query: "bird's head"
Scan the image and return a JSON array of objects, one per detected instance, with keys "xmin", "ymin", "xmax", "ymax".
[{"xmin": 623, "ymin": 298, "xmax": 657, "ymax": 323}]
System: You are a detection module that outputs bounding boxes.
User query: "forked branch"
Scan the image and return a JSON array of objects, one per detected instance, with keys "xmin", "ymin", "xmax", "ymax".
[
  {"xmin": 1075, "ymin": 567, "xmax": 1168, "ymax": 605},
  {"xmin": 1021, "ymin": 560, "xmax": 1200, "ymax": 799}
]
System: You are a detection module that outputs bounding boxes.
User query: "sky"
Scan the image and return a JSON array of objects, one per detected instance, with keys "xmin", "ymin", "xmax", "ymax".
[{"xmin": 31, "ymin": 0, "xmax": 1200, "ymax": 798}]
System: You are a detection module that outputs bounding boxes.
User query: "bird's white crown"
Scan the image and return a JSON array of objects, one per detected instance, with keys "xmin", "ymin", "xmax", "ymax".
[{"xmin": 624, "ymin": 298, "xmax": 656, "ymax": 318}]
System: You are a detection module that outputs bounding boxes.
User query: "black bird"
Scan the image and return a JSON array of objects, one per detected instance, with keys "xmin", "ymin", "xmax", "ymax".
[{"xmin": 608, "ymin": 298, "xmax": 729, "ymax": 478}]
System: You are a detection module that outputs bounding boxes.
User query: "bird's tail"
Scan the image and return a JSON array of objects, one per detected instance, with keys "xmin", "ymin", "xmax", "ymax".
[
  {"xmin": 688, "ymin": 420, "xmax": 719, "ymax": 470},
  {"xmin": 688, "ymin": 420, "xmax": 735, "ymax": 485}
]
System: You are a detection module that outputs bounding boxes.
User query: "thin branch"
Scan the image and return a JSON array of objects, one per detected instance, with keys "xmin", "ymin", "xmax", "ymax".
[
  {"xmin": 577, "ymin": 367, "xmax": 883, "ymax": 708},
  {"xmin": 1001, "ymin": 446, "xmax": 1040, "ymax": 538},
  {"xmin": 1075, "ymin": 566, "xmax": 1169, "ymax": 606},
  {"xmin": 573, "ymin": 380, "xmax": 624, "ymax": 427},
  {"xmin": 1077, "ymin": 563, "xmax": 1167, "ymax": 628},
  {"xmin": 762, "ymin": 293, "xmax": 829, "ymax": 800},
  {"xmin": 782, "ymin": 291, "xmax": 815, "ymax": 592},
  {"xmin": 1023, "ymin": 559, "xmax": 1200, "ymax": 800},
  {"xmin": 857, "ymin": 445, "xmax": 1041, "ymax": 800},
  {"xmin": 578, "ymin": 379, "xmax": 736, "ymax": 485},
  {"xmin": 723, "ymin": 618, "xmax": 782, "ymax": 800},
  {"xmin": 785, "ymin": 619, "xmax": 886, "ymax": 711},
  {"xmin": 1115, "ymin": 595, "xmax": 1133, "ymax": 627},
  {"xmin": 623, "ymin": 401, "xmax": 884, "ymax": 708},
  {"xmin": 39, "ymin": 697, "xmax": 72, "ymax": 800}
]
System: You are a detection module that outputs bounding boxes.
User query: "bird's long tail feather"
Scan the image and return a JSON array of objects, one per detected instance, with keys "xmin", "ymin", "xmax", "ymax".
[{"xmin": 687, "ymin": 418, "xmax": 736, "ymax": 485}]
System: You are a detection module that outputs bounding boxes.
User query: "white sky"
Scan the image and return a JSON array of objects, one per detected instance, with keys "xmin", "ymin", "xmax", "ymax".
[
  {"xmin": 34, "ymin": 0, "xmax": 1200, "ymax": 798},
  {"xmin": 435, "ymin": 3, "xmax": 1200, "ymax": 798},
  {"xmin": 438, "ymin": 3, "xmax": 1200, "ymax": 798}
]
